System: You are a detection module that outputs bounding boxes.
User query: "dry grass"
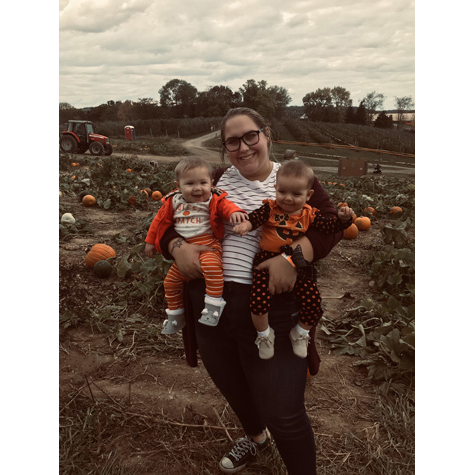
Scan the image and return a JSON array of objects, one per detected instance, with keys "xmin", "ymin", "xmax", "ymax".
[{"xmin": 60, "ymin": 373, "xmax": 414, "ymax": 474}]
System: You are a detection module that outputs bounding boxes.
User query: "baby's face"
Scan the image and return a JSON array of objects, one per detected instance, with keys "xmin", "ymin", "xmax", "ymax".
[
  {"xmin": 176, "ymin": 166, "xmax": 212, "ymax": 203},
  {"xmin": 274, "ymin": 174, "xmax": 313, "ymax": 214}
]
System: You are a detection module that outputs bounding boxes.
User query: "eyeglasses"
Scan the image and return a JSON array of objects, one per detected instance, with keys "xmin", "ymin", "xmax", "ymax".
[{"xmin": 222, "ymin": 127, "xmax": 265, "ymax": 152}]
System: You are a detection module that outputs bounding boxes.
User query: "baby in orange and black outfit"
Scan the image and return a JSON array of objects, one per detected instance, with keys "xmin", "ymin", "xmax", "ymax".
[{"xmin": 233, "ymin": 160, "xmax": 354, "ymax": 360}]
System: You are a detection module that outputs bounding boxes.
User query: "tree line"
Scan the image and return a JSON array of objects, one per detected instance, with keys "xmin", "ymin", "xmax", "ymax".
[{"xmin": 60, "ymin": 78, "xmax": 414, "ymax": 130}]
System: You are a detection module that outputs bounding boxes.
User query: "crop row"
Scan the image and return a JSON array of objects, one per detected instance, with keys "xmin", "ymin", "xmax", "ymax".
[{"xmin": 281, "ymin": 119, "xmax": 415, "ymax": 154}]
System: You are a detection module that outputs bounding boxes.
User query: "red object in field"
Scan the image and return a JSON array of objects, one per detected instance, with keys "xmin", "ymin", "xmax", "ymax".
[{"xmin": 125, "ymin": 125, "xmax": 135, "ymax": 140}]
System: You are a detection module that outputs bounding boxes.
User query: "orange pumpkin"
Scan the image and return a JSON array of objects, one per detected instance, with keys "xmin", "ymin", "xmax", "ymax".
[
  {"xmin": 352, "ymin": 213, "xmax": 357, "ymax": 223},
  {"xmin": 128, "ymin": 196, "xmax": 137, "ymax": 205},
  {"xmin": 126, "ymin": 168, "xmax": 132, "ymax": 173},
  {"xmin": 343, "ymin": 223, "xmax": 359, "ymax": 239},
  {"xmin": 363, "ymin": 206, "xmax": 376, "ymax": 216},
  {"xmin": 152, "ymin": 191, "xmax": 163, "ymax": 201},
  {"xmin": 337, "ymin": 202, "xmax": 348, "ymax": 209},
  {"xmin": 144, "ymin": 187, "xmax": 152, "ymax": 196},
  {"xmin": 390, "ymin": 206, "xmax": 403, "ymax": 217},
  {"xmin": 82, "ymin": 195, "xmax": 96, "ymax": 206},
  {"xmin": 355, "ymin": 216, "xmax": 371, "ymax": 231},
  {"xmin": 85, "ymin": 243, "xmax": 116, "ymax": 268}
]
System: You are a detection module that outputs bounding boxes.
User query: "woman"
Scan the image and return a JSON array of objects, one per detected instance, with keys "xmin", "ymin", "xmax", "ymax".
[{"xmin": 157, "ymin": 107, "xmax": 343, "ymax": 474}]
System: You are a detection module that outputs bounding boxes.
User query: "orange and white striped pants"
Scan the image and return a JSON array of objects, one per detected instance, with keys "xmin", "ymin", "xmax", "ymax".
[{"xmin": 164, "ymin": 233, "xmax": 224, "ymax": 311}]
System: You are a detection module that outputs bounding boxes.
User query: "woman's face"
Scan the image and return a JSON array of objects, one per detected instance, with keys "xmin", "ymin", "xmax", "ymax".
[{"xmin": 223, "ymin": 114, "xmax": 272, "ymax": 182}]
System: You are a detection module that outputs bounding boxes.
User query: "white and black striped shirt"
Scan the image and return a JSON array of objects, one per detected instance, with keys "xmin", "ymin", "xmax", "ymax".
[{"xmin": 217, "ymin": 162, "xmax": 281, "ymax": 285}]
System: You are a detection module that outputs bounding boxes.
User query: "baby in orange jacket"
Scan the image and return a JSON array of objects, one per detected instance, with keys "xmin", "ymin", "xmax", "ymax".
[{"xmin": 145, "ymin": 157, "xmax": 247, "ymax": 333}]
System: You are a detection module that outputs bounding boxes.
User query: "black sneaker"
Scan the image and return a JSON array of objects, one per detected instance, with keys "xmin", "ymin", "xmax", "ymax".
[{"xmin": 219, "ymin": 435, "xmax": 266, "ymax": 473}]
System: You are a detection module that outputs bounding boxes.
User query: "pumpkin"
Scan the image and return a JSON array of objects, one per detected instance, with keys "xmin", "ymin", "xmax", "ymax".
[
  {"xmin": 140, "ymin": 189, "xmax": 149, "ymax": 197},
  {"xmin": 352, "ymin": 213, "xmax": 357, "ymax": 223},
  {"xmin": 93, "ymin": 260, "xmax": 113, "ymax": 278},
  {"xmin": 390, "ymin": 206, "xmax": 403, "ymax": 217},
  {"xmin": 85, "ymin": 243, "xmax": 116, "ymax": 268},
  {"xmin": 152, "ymin": 191, "xmax": 163, "ymax": 201},
  {"xmin": 128, "ymin": 196, "xmax": 137, "ymax": 205},
  {"xmin": 343, "ymin": 223, "xmax": 359, "ymax": 239},
  {"xmin": 126, "ymin": 168, "xmax": 132, "ymax": 173},
  {"xmin": 144, "ymin": 187, "xmax": 152, "ymax": 196},
  {"xmin": 337, "ymin": 202, "xmax": 348, "ymax": 209},
  {"xmin": 355, "ymin": 216, "xmax": 371, "ymax": 231},
  {"xmin": 363, "ymin": 206, "xmax": 376, "ymax": 216},
  {"xmin": 61, "ymin": 213, "xmax": 76, "ymax": 225},
  {"xmin": 82, "ymin": 195, "xmax": 96, "ymax": 206},
  {"xmin": 71, "ymin": 162, "xmax": 79, "ymax": 167},
  {"xmin": 78, "ymin": 190, "xmax": 90, "ymax": 201}
]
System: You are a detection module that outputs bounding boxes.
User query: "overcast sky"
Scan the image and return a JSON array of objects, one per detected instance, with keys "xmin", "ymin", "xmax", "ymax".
[{"xmin": 59, "ymin": 0, "xmax": 415, "ymax": 111}]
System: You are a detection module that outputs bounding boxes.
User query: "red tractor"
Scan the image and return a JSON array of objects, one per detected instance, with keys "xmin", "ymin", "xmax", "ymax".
[{"xmin": 60, "ymin": 120, "xmax": 113, "ymax": 156}]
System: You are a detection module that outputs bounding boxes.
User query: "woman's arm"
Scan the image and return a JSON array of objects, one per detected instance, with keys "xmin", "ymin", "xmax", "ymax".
[{"xmin": 305, "ymin": 177, "xmax": 343, "ymax": 261}]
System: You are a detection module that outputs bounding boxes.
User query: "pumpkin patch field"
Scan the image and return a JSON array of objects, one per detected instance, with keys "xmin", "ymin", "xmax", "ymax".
[{"xmin": 59, "ymin": 149, "xmax": 415, "ymax": 474}]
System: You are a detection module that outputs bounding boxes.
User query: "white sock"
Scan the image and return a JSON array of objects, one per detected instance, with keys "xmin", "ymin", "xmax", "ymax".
[
  {"xmin": 205, "ymin": 295, "xmax": 224, "ymax": 304},
  {"xmin": 295, "ymin": 324, "xmax": 309, "ymax": 337},
  {"xmin": 257, "ymin": 327, "xmax": 270, "ymax": 338}
]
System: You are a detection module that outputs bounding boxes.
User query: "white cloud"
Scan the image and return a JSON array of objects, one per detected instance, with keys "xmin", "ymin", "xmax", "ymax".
[{"xmin": 59, "ymin": 0, "xmax": 415, "ymax": 109}]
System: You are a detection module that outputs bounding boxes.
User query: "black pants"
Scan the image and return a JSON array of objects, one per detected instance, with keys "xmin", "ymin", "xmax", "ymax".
[{"xmin": 187, "ymin": 279, "xmax": 317, "ymax": 474}]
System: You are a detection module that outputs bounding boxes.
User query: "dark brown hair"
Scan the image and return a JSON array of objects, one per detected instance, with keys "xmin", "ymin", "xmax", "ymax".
[{"xmin": 219, "ymin": 107, "xmax": 272, "ymax": 161}]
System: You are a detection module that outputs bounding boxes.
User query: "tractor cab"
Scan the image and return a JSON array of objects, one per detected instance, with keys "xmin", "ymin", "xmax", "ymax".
[{"xmin": 60, "ymin": 120, "xmax": 112, "ymax": 156}]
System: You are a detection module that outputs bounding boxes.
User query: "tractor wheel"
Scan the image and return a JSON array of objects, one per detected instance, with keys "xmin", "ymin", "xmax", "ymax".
[
  {"xmin": 60, "ymin": 135, "xmax": 79, "ymax": 154},
  {"xmin": 104, "ymin": 144, "xmax": 113, "ymax": 156},
  {"xmin": 89, "ymin": 142, "xmax": 105, "ymax": 156}
]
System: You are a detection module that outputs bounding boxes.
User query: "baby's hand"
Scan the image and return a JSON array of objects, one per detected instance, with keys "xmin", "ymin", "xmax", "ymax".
[
  {"xmin": 145, "ymin": 242, "xmax": 156, "ymax": 258},
  {"xmin": 230, "ymin": 211, "xmax": 248, "ymax": 225},
  {"xmin": 338, "ymin": 206, "xmax": 354, "ymax": 222},
  {"xmin": 233, "ymin": 220, "xmax": 252, "ymax": 236}
]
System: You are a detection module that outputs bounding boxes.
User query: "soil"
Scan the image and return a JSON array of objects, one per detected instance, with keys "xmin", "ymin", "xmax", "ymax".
[{"xmin": 59, "ymin": 136, "xmax": 413, "ymax": 472}]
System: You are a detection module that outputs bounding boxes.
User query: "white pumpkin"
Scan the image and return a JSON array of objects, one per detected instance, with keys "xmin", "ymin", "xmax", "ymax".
[{"xmin": 61, "ymin": 213, "xmax": 76, "ymax": 225}]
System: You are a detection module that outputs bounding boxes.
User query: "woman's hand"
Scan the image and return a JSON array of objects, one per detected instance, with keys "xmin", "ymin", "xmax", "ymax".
[
  {"xmin": 168, "ymin": 237, "xmax": 214, "ymax": 280},
  {"xmin": 255, "ymin": 254, "xmax": 297, "ymax": 295}
]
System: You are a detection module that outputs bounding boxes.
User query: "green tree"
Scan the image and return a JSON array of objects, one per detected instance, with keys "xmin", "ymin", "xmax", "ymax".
[
  {"xmin": 330, "ymin": 86, "xmax": 352, "ymax": 122},
  {"xmin": 355, "ymin": 101, "xmax": 367, "ymax": 125},
  {"xmin": 59, "ymin": 103, "xmax": 82, "ymax": 124},
  {"xmin": 159, "ymin": 79, "xmax": 198, "ymax": 118},
  {"xmin": 302, "ymin": 88, "xmax": 332, "ymax": 121},
  {"xmin": 374, "ymin": 111, "xmax": 394, "ymax": 129},
  {"xmin": 134, "ymin": 97, "xmax": 160, "ymax": 120},
  {"xmin": 395, "ymin": 96, "xmax": 415, "ymax": 129},
  {"xmin": 239, "ymin": 79, "xmax": 291, "ymax": 119},
  {"xmin": 195, "ymin": 85, "xmax": 239, "ymax": 117},
  {"xmin": 302, "ymin": 86, "xmax": 352, "ymax": 122},
  {"xmin": 363, "ymin": 91, "xmax": 385, "ymax": 123}
]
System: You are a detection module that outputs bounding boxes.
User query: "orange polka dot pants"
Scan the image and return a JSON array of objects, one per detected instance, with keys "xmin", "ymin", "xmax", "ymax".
[{"xmin": 250, "ymin": 250, "xmax": 323, "ymax": 326}]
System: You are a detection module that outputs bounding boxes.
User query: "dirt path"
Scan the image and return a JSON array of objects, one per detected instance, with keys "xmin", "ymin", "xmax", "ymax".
[{"xmin": 125, "ymin": 132, "xmax": 415, "ymax": 178}]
